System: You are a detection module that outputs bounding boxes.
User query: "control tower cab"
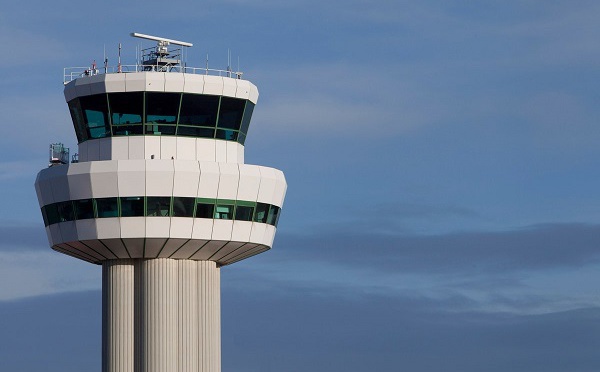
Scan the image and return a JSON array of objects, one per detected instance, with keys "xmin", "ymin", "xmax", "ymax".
[{"xmin": 34, "ymin": 33, "xmax": 286, "ymax": 372}]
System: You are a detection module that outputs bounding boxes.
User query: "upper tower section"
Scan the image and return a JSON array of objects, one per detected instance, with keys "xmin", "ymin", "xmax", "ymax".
[{"xmin": 64, "ymin": 33, "xmax": 258, "ymax": 163}]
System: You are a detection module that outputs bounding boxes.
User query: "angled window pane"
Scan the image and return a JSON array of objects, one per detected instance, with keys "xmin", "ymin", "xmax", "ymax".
[
  {"xmin": 215, "ymin": 204, "xmax": 233, "ymax": 220},
  {"xmin": 68, "ymin": 98, "xmax": 88, "ymax": 142},
  {"xmin": 177, "ymin": 126, "xmax": 215, "ymax": 138},
  {"xmin": 80, "ymin": 94, "xmax": 110, "ymax": 139},
  {"xmin": 57, "ymin": 201, "xmax": 75, "ymax": 222},
  {"xmin": 239, "ymin": 101, "xmax": 254, "ymax": 135},
  {"xmin": 238, "ymin": 132, "xmax": 247, "ymax": 145},
  {"xmin": 254, "ymin": 203, "xmax": 269, "ymax": 223},
  {"xmin": 146, "ymin": 92, "xmax": 180, "ymax": 125},
  {"xmin": 217, "ymin": 97, "xmax": 245, "ymax": 130},
  {"xmin": 179, "ymin": 94, "xmax": 219, "ymax": 127},
  {"xmin": 74, "ymin": 199, "xmax": 94, "ymax": 220},
  {"xmin": 195, "ymin": 202, "xmax": 214, "ymax": 219},
  {"xmin": 121, "ymin": 197, "xmax": 145, "ymax": 217},
  {"xmin": 96, "ymin": 197, "xmax": 118, "ymax": 218},
  {"xmin": 146, "ymin": 197, "xmax": 171, "ymax": 217},
  {"xmin": 215, "ymin": 129, "xmax": 238, "ymax": 141},
  {"xmin": 173, "ymin": 197, "xmax": 195, "ymax": 217},
  {"xmin": 109, "ymin": 92, "xmax": 143, "ymax": 135},
  {"xmin": 267, "ymin": 205, "xmax": 280, "ymax": 226},
  {"xmin": 234, "ymin": 205, "xmax": 254, "ymax": 221}
]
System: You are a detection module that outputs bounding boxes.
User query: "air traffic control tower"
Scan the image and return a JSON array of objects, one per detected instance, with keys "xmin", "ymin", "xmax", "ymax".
[{"xmin": 34, "ymin": 33, "xmax": 286, "ymax": 372}]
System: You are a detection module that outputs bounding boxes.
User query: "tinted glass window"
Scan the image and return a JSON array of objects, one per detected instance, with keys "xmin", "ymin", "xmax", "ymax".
[
  {"xmin": 68, "ymin": 99, "xmax": 88, "ymax": 143},
  {"xmin": 146, "ymin": 197, "xmax": 171, "ymax": 217},
  {"xmin": 120, "ymin": 197, "xmax": 145, "ymax": 217},
  {"xmin": 217, "ymin": 97, "xmax": 245, "ymax": 130},
  {"xmin": 74, "ymin": 199, "xmax": 95, "ymax": 220},
  {"xmin": 80, "ymin": 94, "xmax": 110, "ymax": 139},
  {"xmin": 177, "ymin": 126, "xmax": 215, "ymax": 138},
  {"xmin": 96, "ymin": 197, "xmax": 118, "ymax": 218},
  {"xmin": 195, "ymin": 202, "xmax": 214, "ymax": 218},
  {"xmin": 146, "ymin": 92, "xmax": 180, "ymax": 125},
  {"xmin": 267, "ymin": 205, "xmax": 280, "ymax": 226},
  {"xmin": 173, "ymin": 197, "xmax": 195, "ymax": 217},
  {"xmin": 215, "ymin": 204, "xmax": 234, "ymax": 220},
  {"xmin": 179, "ymin": 94, "xmax": 219, "ymax": 127},
  {"xmin": 254, "ymin": 203, "xmax": 269, "ymax": 223},
  {"xmin": 216, "ymin": 129, "xmax": 238, "ymax": 141},
  {"xmin": 239, "ymin": 101, "xmax": 254, "ymax": 134},
  {"xmin": 234, "ymin": 205, "xmax": 254, "ymax": 221},
  {"xmin": 57, "ymin": 201, "xmax": 75, "ymax": 222},
  {"xmin": 44, "ymin": 204, "xmax": 60, "ymax": 226},
  {"xmin": 109, "ymin": 92, "xmax": 143, "ymax": 135}
]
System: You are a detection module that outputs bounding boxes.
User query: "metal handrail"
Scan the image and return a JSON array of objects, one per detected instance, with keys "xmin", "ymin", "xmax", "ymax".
[{"xmin": 64, "ymin": 64, "xmax": 243, "ymax": 84}]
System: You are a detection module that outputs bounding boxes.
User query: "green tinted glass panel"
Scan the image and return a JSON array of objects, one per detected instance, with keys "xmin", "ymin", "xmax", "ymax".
[
  {"xmin": 267, "ymin": 205, "xmax": 280, "ymax": 226},
  {"xmin": 74, "ymin": 199, "xmax": 94, "ymax": 220},
  {"xmin": 57, "ymin": 201, "xmax": 75, "ymax": 222},
  {"xmin": 121, "ymin": 197, "xmax": 145, "ymax": 217},
  {"xmin": 68, "ymin": 98, "xmax": 87, "ymax": 142},
  {"xmin": 146, "ymin": 92, "xmax": 180, "ymax": 125},
  {"xmin": 254, "ymin": 203, "xmax": 269, "ymax": 223},
  {"xmin": 215, "ymin": 205, "xmax": 233, "ymax": 220},
  {"xmin": 179, "ymin": 94, "xmax": 219, "ymax": 127},
  {"xmin": 240, "ymin": 102, "xmax": 254, "ymax": 134},
  {"xmin": 109, "ymin": 92, "xmax": 143, "ymax": 135},
  {"xmin": 238, "ymin": 132, "xmax": 247, "ymax": 145},
  {"xmin": 173, "ymin": 197, "xmax": 195, "ymax": 217},
  {"xmin": 80, "ymin": 94, "xmax": 110, "ymax": 139},
  {"xmin": 195, "ymin": 203, "xmax": 214, "ymax": 218},
  {"xmin": 96, "ymin": 197, "xmax": 118, "ymax": 218},
  {"xmin": 217, "ymin": 97, "xmax": 245, "ymax": 130},
  {"xmin": 216, "ymin": 129, "xmax": 238, "ymax": 141},
  {"xmin": 45, "ymin": 204, "xmax": 60, "ymax": 225},
  {"xmin": 146, "ymin": 197, "xmax": 171, "ymax": 217},
  {"xmin": 234, "ymin": 205, "xmax": 254, "ymax": 221},
  {"xmin": 177, "ymin": 126, "xmax": 215, "ymax": 138}
]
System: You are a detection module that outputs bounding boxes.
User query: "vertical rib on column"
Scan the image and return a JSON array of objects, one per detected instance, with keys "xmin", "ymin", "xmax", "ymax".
[
  {"xmin": 197, "ymin": 261, "xmax": 221, "ymax": 372},
  {"xmin": 139, "ymin": 258, "xmax": 178, "ymax": 372},
  {"xmin": 178, "ymin": 260, "xmax": 198, "ymax": 372},
  {"xmin": 103, "ymin": 259, "xmax": 135, "ymax": 372}
]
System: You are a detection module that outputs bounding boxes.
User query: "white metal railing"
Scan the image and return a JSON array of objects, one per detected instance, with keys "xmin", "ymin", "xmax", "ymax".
[{"xmin": 63, "ymin": 64, "xmax": 244, "ymax": 84}]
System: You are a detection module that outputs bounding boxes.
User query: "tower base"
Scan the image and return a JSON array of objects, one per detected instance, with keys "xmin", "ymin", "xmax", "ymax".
[{"xmin": 102, "ymin": 259, "xmax": 221, "ymax": 372}]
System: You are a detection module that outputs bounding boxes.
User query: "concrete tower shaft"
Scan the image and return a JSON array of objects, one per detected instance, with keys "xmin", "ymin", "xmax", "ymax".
[{"xmin": 34, "ymin": 42, "xmax": 286, "ymax": 372}]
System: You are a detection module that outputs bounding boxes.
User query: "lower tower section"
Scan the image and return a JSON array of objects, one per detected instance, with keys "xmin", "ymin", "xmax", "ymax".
[{"xmin": 103, "ymin": 259, "xmax": 221, "ymax": 372}]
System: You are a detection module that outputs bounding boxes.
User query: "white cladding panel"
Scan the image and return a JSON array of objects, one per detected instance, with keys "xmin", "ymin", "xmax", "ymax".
[
  {"xmin": 126, "ymin": 73, "xmax": 146, "ymax": 91},
  {"xmin": 64, "ymin": 80, "xmax": 77, "ymax": 102},
  {"xmin": 165, "ymin": 73, "xmax": 184, "ymax": 92},
  {"xmin": 129, "ymin": 137, "xmax": 145, "ymax": 159},
  {"xmin": 257, "ymin": 166, "xmax": 277, "ymax": 204},
  {"xmin": 217, "ymin": 163, "xmax": 239, "ymax": 200},
  {"xmin": 249, "ymin": 223, "xmax": 266, "ymax": 245},
  {"xmin": 87, "ymin": 139, "xmax": 100, "ymax": 161},
  {"xmin": 264, "ymin": 225, "xmax": 276, "ymax": 247},
  {"xmin": 37, "ymin": 169, "xmax": 55, "ymax": 206},
  {"xmin": 96, "ymin": 218, "xmax": 121, "ymax": 239},
  {"xmin": 226, "ymin": 142, "xmax": 239, "ymax": 163},
  {"xmin": 197, "ymin": 139, "xmax": 216, "ymax": 162},
  {"xmin": 78, "ymin": 142, "xmax": 89, "ymax": 162},
  {"xmin": 111, "ymin": 137, "xmax": 129, "ymax": 160},
  {"xmin": 67, "ymin": 162, "xmax": 93, "ymax": 200},
  {"xmin": 192, "ymin": 219, "xmax": 213, "ymax": 240},
  {"xmin": 144, "ymin": 136, "xmax": 161, "ymax": 160},
  {"xmin": 231, "ymin": 220, "xmax": 252, "ymax": 242},
  {"xmin": 235, "ymin": 79, "xmax": 251, "ymax": 99},
  {"xmin": 212, "ymin": 220, "xmax": 233, "ymax": 241},
  {"xmin": 215, "ymin": 141, "xmax": 227, "ymax": 162},
  {"xmin": 145, "ymin": 160, "xmax": 174, "ymax": 196},
  {"xmin": 75, "ymin": 77, "xmax": 92, "ymax": 97},
  {"xmin": 98, "ymin": 137, "xmax": 112, "ymax": 160},
  {"xmin": 146, "ymin": 72, "xmax": 165, "ymax": 92},
  {"xmin": 237, "ymin": 164, "xmax": 261, "ymax": 201},
  {"xmin": 183, "ymin": 74, "xmax": 205, "ymax": 94},
  {"xmin": 88, "ymin": 74, "xmax": 106, "ymax": 95},
  {"xmin": 120, "ymin": 217, "xmax": 145, "ymax": 238},
  {"xmin": 222, "ymin": 77, "xmax": 237, "ymax": 97},
  {"xmin": 75, "ymin": 219, "xmax": 98, "ymax": 241},
  {"xmin": 104, "ymin": 73, "xmax": 126, "ymax": 92},
  {"xmin": 58, "ymin": 221, "xmax": 78, "ymax": 242},
  {"xmin": 248, "ymin": 83, "xmax": 259, "ymax": 104},
  {"xmin": 203, "ymin": 76, "xmax": 224, "ymax": 95},
  {"xmin": 273, "ymin": 169, "xmax": 287, "ymax": 207},
  {"xmin": 197, "ymin": 162, "xmax": 220, "ymax": 198},
  {"xmin": 176, "ymin": 137, "xmax": 196, "ymax": 160},
  {"xmin": 49, "ymin": 224, "xmax": 62, "ymax": 246},
  {"xmin": 146, "ymin": 217, "xmax": 171, "ymax": 238},
  {"xmin": 50, "ymin": 165, "xmax": 70, "ymax": 203},
  {"xmin": 161, "ymin": 137, "xmax": 177, "ymax": 159},
  {"xmin": 118, "ymin": 160, "xmax": 146, "ymax": 196},
  {"xmin": 89, "ymin": 161, "xmax": 119, "ymax": 198},
  {"xmin": 173, "ymin": 161, "xmax": 200, "ymax": 197},
  {"xmin": 170, "ymin": 217, "xmax": 193, "ymax": 239}
]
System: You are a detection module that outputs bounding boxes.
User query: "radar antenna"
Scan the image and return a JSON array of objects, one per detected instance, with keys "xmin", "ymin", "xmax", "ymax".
[{"xmin": 131, "ymin": 32, "xmax": 193, "ymax": 72}]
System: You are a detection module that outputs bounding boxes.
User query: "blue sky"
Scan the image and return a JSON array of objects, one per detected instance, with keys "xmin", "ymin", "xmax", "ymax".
[{"xmin": 2, "ymin": 1, "xmax": 600, "ymax": 370}]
